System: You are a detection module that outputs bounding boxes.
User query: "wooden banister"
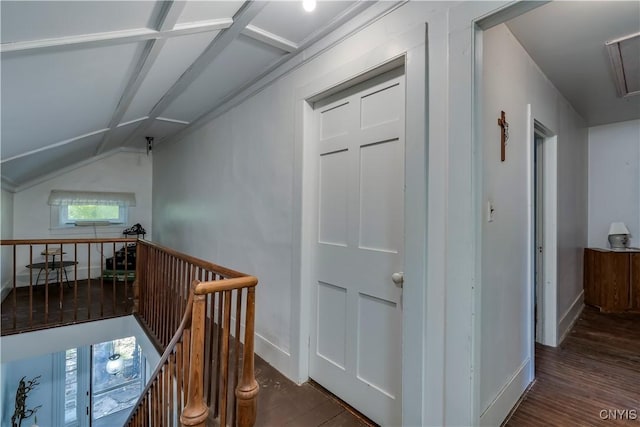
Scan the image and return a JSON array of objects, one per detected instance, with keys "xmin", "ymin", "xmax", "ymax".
[
  {"xmin": 1, "ymin": 238, "xmax": 138, "ymax": 335},
  {"xmin": 130, "ymin": 240, "xmax": 259, "ymax": 427},
  {"xmin": 180, "ymin": 292, "xmax": 209, "ymax": 426},
  {"xmin": 1, "ymin": 238, "xmax": 259, "ymax": 426},
  {"xmin": 236, "ymin": 286, "xmax": 259, "ymax": 427}
]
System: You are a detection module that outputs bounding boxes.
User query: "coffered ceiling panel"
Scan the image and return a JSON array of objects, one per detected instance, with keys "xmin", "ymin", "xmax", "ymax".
[
  {"xmin": 176, "ymin": 1, "xmax": 245, "ymax": 25},
  {"xmin": 250, "ymin": 1, "xmax": 356, "ymax": 44},
  {"xmin": 0, "ymin": 1, "xmax": 160, "ymax": 44},
  {"xmin": 122, "ymin": 31, "xmax": 220, "ymax": 123},
  {"xmin": 2, "ymin": 133, "xmax": 103, "ymax": 185},
  {"xmin": 162, "ymin": 35, "xmax": 285, "ymax": 122},
  {"xmin": 1, "ymin": 42, "xmax": 145, "ymax": 160}
]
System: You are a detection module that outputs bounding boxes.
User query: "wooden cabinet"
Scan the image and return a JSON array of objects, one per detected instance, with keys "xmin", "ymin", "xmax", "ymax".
[{"xmin": 584, "ymin": 248, "xmax": 640, "ymax": 312}]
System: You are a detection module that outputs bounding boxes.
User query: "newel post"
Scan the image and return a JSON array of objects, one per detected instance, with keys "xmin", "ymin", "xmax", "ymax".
[
  {"xmin": 180, "ymin": 289, "xmax": 209, "ymax": 427},
  {"xmin": 236, "ymin": 286, "xmax": 259, "ymax": 427}
]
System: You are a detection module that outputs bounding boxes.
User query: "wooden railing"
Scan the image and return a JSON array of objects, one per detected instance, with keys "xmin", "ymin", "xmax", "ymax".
[
  {"xmin": 128, "ymin": 240, "xmax": 259, "ymax": 427},
  {"xmin": 1, "ymin": 238, "xmax": 259, "ymax": 426},
  {"xmin": 1, "ymin": 238, "xmax": 138, "ymax": 334}
]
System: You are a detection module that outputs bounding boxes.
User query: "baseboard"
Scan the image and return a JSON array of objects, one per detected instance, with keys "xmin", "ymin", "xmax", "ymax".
[
  {"xmin": 254, "ymin": 332, "xmax": 292, "ymax": 381},
  {"xmin": 557, "ymin": 291, "xmax": 584, "ymax": 345},
  {"xmin": 479, "ymin": 357, "xmax": 532, "ymax": 426}
]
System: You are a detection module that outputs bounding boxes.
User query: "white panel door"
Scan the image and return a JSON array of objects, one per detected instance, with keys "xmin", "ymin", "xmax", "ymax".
[{"xmin": 310, "ymin": 73, "xmax": 405, "ymax": 426}]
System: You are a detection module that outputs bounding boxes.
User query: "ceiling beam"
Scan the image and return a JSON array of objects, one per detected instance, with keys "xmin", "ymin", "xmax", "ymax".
[
  {"xmin": 122, "ymin": 0, "xmax": 267, "ymax": 147},
  {"xmin": 156, "ymin": 117, "xmax": 190, "ymax": 125},
  {"xmin": 0, "ymin": 19, "xmax": 233, "ymax": 55},
  {"xmin": 117, "ymin": 117, "xmax": 149, "ymax": 128},
  {"xmin": 242, "ymin": 25, "xmax": 298, "ymax": 53},
  {"xmin": 95, "ymin": 1, "xmax": 187, "ymax": 155},
  {"xmin": 1, "ymin": 129, "xmax": 109, "ymax": 164},
  {"xmin": 163, "ymin": 0, "xmax": 392, "ymax": 146}
]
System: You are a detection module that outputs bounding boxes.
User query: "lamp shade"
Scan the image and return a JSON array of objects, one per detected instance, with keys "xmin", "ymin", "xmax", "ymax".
[
  {"xmin": 608, "ymin": 222, "xmax": 630, "ymax": 235},
  {"xmin": 106, "ymin": 354, "xmax": 124, "ymax": 375}
]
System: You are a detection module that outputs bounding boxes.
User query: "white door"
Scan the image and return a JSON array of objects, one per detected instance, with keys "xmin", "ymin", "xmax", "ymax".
[{"xmin": 310, "ymin": 71, "xmax": 405, "ymax": 426}]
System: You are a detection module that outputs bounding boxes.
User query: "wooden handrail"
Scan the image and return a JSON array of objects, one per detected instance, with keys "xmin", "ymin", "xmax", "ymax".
[
  {"xmin": 194, "ymin": 276, "xmax": 258, "ymax": 294},
  {"xmin": 1, "ymin": 238, "xmax": 138, "ymax": 245},
  {"xmin": 131, "ymin": 240, "xmax": 259, "ymax": 427},
  {"xmin": 125, "ymin": 284, "xmax": 195, "ymax": 426},
  {"xmin": 137, "ymin": 240, "xmax": 248, "ymax": 279}
]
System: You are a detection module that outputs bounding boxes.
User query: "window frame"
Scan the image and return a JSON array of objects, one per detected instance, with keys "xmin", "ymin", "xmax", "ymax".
[
  {"xmin": 48, "ymin": 190, "xmax": 135, "ymax": 230},
  {"xmin": 60, "ymin": 204, "xmax": 128, "ymax": 226}
]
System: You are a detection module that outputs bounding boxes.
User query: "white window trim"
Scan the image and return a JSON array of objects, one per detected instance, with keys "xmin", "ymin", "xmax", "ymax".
[{"xmin": 48, "ymin": 190, "xmax": 135, "ymax": 231}]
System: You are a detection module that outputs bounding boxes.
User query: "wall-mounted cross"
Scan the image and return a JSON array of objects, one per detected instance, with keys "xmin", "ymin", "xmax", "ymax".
[{"xmin": 497, "ymin": 111, "xmax": 509, "ymax": 162}]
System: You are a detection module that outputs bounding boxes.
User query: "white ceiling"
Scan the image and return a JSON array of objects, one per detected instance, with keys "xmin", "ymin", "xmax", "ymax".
[
  {"xmin": 506, "ymin": 1, "xmax": 640, "ymax": 127},
  {"xmin": 4, "ymin": 1, "xmax": 636, "ymax": 190},
  {"xmin": 0, "ymin": 0, "xmax": 368, "ymax": 189}
]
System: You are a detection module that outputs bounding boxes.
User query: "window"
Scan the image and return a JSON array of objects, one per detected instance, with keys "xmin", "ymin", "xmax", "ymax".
[
  {"xmin": 61, "ymin": 337, "xmax": 146, "ymax": 427},
  {"xmin": 48, "ymin": 190, "xmax": 135, "ymax": 228},
  {"xmin": 61, "ymin": 204, "xmax": 125, "ymax": 225}
]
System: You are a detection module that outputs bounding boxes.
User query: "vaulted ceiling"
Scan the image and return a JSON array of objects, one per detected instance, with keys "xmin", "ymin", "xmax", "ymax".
[
  {"xmin": 1, "ymin": 0, "xmax": 370, "ymax": 189},
  {"xmin": 4, "ymin": 1, "xmax": 638, "ymax": 191}
]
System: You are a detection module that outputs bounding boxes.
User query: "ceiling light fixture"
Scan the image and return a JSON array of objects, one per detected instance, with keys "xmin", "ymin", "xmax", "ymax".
[
  {"xmin": 302, "ymin": 0, "xmax": 316, "ymax": 13},
  {"xmin": 606, "ymin": 32, "xmax": 640, "ymax": 98}
]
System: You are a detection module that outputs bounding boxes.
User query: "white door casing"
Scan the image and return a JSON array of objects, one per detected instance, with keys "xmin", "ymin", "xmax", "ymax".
[{"xmin": 309, "ymin": 71, "xmax": 405, "ymax": 426}]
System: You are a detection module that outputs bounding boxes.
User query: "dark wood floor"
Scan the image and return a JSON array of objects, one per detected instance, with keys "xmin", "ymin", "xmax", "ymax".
[
  {"xmin": 9, "ymin": 287, "xmax": 636, "ymax": 426},
  {"xmin": 254, "ymin": 355, "xmax": 375, "ymax": 427},
  {"xmin": 1, "ymin": 279, "xmax": 132, "ymax": 335},
  {"xmin": 506, "ymin": 306, "xmax": 640, "ymax": 426}
]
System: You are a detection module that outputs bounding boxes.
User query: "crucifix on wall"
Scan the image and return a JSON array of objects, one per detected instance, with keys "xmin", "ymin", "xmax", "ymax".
[{"xmin": 497, "ymin": 110, "xmax": 509, "ymax": 162}]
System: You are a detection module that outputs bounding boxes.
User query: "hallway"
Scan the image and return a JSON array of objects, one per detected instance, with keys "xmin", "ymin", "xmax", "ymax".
[{"xmin": 506, "ymin": 307, "xmax": 640, "ymax": 426}]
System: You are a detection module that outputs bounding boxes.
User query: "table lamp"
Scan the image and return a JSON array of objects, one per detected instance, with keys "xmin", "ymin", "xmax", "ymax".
[{"xmin": 608, "ymin": 222, "xmax": 630, "ymax": 249}]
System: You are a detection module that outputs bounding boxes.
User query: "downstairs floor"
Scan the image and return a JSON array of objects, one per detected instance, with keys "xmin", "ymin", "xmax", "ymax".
[{"xmin": 506, "ymin": 307, "xmax": 640, "ymax": 426}]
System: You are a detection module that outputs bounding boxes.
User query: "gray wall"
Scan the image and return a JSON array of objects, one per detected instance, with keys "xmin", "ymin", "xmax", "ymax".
[
  {"xmin": 588, "ymin": 119, "xmax": 640, "ymax": 249},
  {"xmin": 480, "ymin": 23, "xmax": 588, "ymax": 424}
]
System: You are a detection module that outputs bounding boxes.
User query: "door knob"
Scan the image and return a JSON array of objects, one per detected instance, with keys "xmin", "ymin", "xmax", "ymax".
[{"xmin": 391, "ymin": 272, "xmax": 404, "ymax": 286}]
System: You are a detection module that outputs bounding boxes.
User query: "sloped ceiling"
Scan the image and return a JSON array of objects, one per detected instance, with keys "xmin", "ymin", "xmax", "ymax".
[{"xmin": 0, "ymin": 0, "xmax": 371, "ymax": 189}]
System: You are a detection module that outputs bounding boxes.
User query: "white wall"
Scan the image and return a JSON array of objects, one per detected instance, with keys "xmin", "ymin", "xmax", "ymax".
[
  {"xmin": 152, "ymin": 2, "xmax": 552, "ymax": 426},
  {"xmin": 153, "ymin": 0, "xmax": 435, "ymax": 378},
  {"xmin": 480, "ymin": 24, "xmax": 588, "ymax": 424},
  {"xmin": 1, "ymin": 353, "xmax": 55, "ymax": 427},
  {"xmin": 1, "ymin": 189, "xmax": 14, "ymax": 298},
  {"xmin": 588, "ymin": 120, "xmax": 640, "ymax": 249},
  {"xmin": 10, "ymin": 151, "xmax": 152, "ymax": 285},
  {"xmin": 152, "ymin": 2, "xmax": 448, "ymax": 425}
]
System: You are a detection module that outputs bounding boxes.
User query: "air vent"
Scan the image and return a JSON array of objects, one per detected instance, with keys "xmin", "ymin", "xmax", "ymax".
[{"xmin": 606, "ymin": 32, "xmax": 640, "ymax": 97}]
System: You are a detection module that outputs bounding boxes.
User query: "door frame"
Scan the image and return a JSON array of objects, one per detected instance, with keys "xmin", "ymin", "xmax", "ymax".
[
  {"xmin": 530, "ymin": 114, "xmax": 558, "ymax": 348},
  {"xmin": 291, "ymin": 24, "xmax": 428, "ymax": 425}
]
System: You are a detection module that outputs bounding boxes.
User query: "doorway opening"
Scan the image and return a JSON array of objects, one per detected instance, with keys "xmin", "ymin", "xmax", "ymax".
[{"xmin": 531, "ymin": 119, "xmax": 557, "ymax": 348}]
